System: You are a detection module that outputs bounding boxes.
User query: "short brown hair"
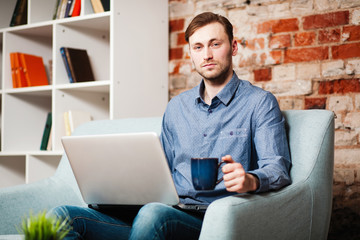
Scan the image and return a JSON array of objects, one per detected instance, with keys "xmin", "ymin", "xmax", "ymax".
[{"xmin": 185, "ymin": 12, "xmax": 234, "ymax": 44}]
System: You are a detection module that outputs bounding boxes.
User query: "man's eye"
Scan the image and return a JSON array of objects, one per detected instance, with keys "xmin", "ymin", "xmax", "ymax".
[{"xmin": 212, "ymin": 43, "xmax": 220, "ymax": 47}]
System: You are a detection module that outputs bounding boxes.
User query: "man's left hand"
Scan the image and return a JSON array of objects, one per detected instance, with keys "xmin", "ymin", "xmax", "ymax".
[{"xmin": 221, "ymin": 155, "xmax": 260, "ymax": 193}]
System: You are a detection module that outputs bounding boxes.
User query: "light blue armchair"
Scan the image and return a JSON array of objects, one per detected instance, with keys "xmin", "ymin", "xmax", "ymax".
[{"xmin": 0, "ymin": 110, "xmax": 334, "ymax": 240}]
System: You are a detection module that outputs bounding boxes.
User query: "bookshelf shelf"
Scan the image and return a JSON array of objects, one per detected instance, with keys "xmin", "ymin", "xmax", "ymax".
[{"xmin": 0, "ymin": 0, "xmax": 168, "ymax": 188}]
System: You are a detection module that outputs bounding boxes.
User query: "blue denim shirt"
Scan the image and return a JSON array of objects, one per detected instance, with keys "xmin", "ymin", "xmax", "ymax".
[{"xmin": 160, "ymin": 73, "xmax": 291, "ymax": 205}]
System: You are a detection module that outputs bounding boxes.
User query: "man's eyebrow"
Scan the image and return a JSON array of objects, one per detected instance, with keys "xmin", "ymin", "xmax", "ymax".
[{"xmin": 191, "ymin": 38, "xmax": 221, "ymax": 46}]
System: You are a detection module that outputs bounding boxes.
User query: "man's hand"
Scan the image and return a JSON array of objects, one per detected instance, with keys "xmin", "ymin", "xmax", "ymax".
[{"xmin": 221, "ymin": 155, "xmax": 260, "ymax": 193}]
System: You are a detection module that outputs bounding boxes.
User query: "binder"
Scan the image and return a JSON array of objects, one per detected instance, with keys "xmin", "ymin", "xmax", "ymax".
[
  {"xmin": 20, "ymin": 53, "xmax": 49, "ymax": 87},
  {"xmin": 10, "ymin": 52, "xmax": 49, "ymax": 88},
  {"xmin": 10, "ymin": 53, "xmax": 18, "ymax": 88}
]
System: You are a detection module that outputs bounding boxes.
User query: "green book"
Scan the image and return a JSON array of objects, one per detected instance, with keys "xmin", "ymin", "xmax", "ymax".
[{"xmin": 40, "ymin": 112, "xmax": 52, "ymax": 150}]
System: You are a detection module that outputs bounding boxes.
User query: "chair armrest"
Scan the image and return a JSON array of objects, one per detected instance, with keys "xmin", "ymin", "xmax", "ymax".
[
  {"xmin": 200, "ymin": 182, "xmax": 313, "ymax": 240},
  {"xmin": 0, "ymin": 177, "xmax": 85, "ymax": 234}
]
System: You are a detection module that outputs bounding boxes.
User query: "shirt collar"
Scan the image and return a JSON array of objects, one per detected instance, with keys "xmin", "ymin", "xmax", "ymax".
[{"xmin": 195, "ymin": 72, "xmax": 240, "ymax": 106}]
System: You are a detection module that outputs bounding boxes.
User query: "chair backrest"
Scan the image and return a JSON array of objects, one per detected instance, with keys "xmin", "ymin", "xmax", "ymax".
[{"xmin": 282, "ymin": 110, "xmax": 334, "ymax": 239}]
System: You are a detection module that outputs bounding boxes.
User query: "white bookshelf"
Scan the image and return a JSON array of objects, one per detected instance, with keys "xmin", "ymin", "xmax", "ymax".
[{"xmin": 0, "ymin": 0, "xmax": 168, "ymax": 188}]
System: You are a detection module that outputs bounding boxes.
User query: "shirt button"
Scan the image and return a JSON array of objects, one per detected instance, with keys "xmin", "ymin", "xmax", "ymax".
[
  {"xmin": 230, "ymin": 131, "xmax": 234, "ymax": 136},
  {"xmin": 203, "ymin": 133, "xmax": 207, "ymax": 137},
  {"xmin": 208, "ymin": 109, "xmax": 213, "ymax": 113}
]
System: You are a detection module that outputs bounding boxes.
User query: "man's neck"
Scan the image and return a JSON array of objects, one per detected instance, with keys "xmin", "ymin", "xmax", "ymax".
[{"xmin": 202, "ymin": 70, "xmax": 233, "ymax": 105}]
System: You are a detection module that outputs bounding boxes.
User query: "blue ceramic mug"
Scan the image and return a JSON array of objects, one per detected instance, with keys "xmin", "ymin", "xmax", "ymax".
[{"xmin": 191, "ymin": 158, "xmax": 227, "ymax": 190}]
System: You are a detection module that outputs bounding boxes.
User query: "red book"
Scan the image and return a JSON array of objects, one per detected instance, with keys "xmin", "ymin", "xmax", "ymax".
[{"xmin": 71, "ymin": 0, "xmax": 81, "ymax": 17}]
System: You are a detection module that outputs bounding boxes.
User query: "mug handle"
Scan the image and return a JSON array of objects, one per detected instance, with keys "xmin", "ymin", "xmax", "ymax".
[{"xmin": 215, "ymin": 161, "xmax": 228, "ymax": 185}]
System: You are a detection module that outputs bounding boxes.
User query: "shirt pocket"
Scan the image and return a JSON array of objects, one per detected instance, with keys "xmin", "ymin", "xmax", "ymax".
[
  {"xmin": 219, "ymin": 128, "xmax": 248, "ymax": 139},
  {"xmin": 216, "ymin": 128, "xmax": 251, "ymax": 168}
]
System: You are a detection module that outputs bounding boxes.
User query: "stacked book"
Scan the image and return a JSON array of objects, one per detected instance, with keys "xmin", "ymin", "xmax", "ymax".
[{"xmin": 10, "ymin": 52, "xmax": 49, "ymax": 88}]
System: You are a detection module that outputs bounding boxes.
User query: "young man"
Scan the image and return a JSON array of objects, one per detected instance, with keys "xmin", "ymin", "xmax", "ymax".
[{"xmin": 51, "ymin": 12, "xmax": 291, "ymax": 239}]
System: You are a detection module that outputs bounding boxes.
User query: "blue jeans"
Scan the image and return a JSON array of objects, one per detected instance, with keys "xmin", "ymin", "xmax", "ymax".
[{"xmin": 49, "ymin": 203, "xmax": 204, "ymax": 240}]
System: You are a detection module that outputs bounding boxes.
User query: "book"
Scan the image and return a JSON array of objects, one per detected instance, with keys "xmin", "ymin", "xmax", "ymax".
[
  {"xmin": 60, "ymin": 47, "xmax": 95, "ymax": 83},
  {"xmin": 64, "ymin": 110, "xmax": 93, "ymax": 136},
  {"xmin": 100, "ymin": 0, "xmax": 110, "ymax": 11},
  {"xmin": 57, "ymin": 0, "xmax": 68, "ymax": 19},
  {"xmin": 46, "ymin": 126, "xmax": 53, "ymax": 150},
  {"xmin": 10, "ymin": 0, "xmax": 27, "ymax": 27},
  {"xmin": 91, "ymin": 0, "xmax": 104, "ymax": 13},
  {"xmin": 60, "ymin": 47, "xmax": 74, "ymax": 83},
  {"xmin": 64, "ymin": 0, "xmax": 74, "ymax": 18},
  {"xmin": 52, "ymin": 0, "xmax": 61, "ymax": 20},
  {"xmin": 40, "ymin": 112, "xmax": 52, "ymax": 151},
  {"xmin": 20, "ymin": 53, "xmax": 49, "ymax": 87},
  {"xmin": 71, "ymin": 0, "xmax": 81, "ymax": 17}
]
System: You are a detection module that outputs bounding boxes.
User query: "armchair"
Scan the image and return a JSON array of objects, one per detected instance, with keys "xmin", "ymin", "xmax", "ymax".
[{"xmin": 0, "ymin": 110, "xmax": 334, "ymax": 240}]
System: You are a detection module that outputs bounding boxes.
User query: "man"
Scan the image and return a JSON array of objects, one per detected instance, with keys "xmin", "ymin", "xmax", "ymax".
[{"xmin": 51, "ymin": 12, "xmax": 291, "ymax": 239}]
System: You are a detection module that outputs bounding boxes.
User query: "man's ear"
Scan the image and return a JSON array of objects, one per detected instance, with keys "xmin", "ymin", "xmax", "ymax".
[{"xmin": 231, "ymin": 39, "xmax": 238, "ymax": 56}]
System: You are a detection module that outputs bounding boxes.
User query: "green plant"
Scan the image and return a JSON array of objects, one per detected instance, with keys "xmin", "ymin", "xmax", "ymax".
[{"xmin": 18, "ymin": 211, "xmax": 71, "ymax": 240}]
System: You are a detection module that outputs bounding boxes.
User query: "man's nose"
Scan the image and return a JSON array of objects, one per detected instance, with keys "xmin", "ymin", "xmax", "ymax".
[{"xmin": 203, "ymin": 47, "xmax": 213, "ymax": 60}]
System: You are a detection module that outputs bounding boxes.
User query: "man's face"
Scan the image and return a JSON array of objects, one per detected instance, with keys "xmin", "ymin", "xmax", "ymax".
[{"xmin": 188, "ymin": 22, "xmax": 238, "ymax": 83}]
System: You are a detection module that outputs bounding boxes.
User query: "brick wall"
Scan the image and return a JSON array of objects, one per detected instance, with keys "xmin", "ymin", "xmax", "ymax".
[{"xmin": 169, "ymin": 0, "xmax": 360, "ymax": 236}]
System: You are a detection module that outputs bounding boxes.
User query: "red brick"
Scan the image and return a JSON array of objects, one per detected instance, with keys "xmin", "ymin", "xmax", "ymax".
[
  {"xmin": 343, "ymin": 25, "xmax": 360, "ymax": 42},
  {"xmin": 332, "ymin": 42, "xmax": 360, "ymax": 60},
  {"xmin": 284, "ymin": 46, "xmax": 329, "ymax": 63},
  {"xmin": 318, "ymin": 79, "xmax": 360, "ymax": 94},
  {"xmin": 245, "ymin": 38, "xmax": 265, "ymax": 50},
  {"xmin": 305, "ymin": 97, "xmax": 327, "ymax": 109},
  {"xmin": 170, "ymin": 62, "xmax": 180, "ymax": 74},
  {"xmin": 177, "ymin": 32, "xmax": 187, "ymax": 45},
  {"xmin": 270, "ymin": 50, "xmax": 282, "ymax": 64},
  {"xmin": 169, "ymin": 48, "xmax": 183, "ymax": 60},
  {"xmin": 294, "ymin": 32, "xmax": 316, "ymax": 46},
  {"xmin": 269, "ymin": 34, "xmax": 291, "ymax": 49},
  {"xmin": 257, "ymin": 18, "xmax": 299, "ymax": 34},
  {"xmin": 170, "ymin": 19, "xmax": 185, "ymax": 32},
  {"xmin": 254, "ymin": 68, "xmax": 272, "ymax": 82},
  {"xmin": 303, "ymin": 11, "xmax": 349, "ymax": 30},
  {"xmin": 319, "ymin": 28, "xmax": 341, "ymax": 44}
]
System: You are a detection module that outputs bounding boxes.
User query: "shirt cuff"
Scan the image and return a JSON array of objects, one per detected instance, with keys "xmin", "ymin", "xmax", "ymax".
[{"xmin": 248, "ymin": 170, "xmax": 269, "ymax": 193}]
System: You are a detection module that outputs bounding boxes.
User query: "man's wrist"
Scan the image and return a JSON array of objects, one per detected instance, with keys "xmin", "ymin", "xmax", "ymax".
[{"xmin": 247, "ymin": 173, "xmax": 260, "ymax": 192}]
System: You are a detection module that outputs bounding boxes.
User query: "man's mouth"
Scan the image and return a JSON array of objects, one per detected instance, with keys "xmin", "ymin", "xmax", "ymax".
[{"xmin": 202, "ymin": 62, "xmax": 216, "ymax": 68}]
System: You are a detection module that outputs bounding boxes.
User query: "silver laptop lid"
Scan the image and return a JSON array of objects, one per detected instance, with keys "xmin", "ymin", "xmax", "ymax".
[{"xmin": 61, "ymin": 132, "xmax": 179, "ymax": 206}]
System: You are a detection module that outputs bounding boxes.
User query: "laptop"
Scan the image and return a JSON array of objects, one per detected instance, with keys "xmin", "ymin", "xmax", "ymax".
[{"xmin": 62, "ymin": 132, "xmax": 180, "ymax": 208}]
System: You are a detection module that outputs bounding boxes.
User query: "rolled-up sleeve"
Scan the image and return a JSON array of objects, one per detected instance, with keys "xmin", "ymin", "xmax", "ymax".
[{"xmin": 248, "ymin": 92, "xmax": 292, "ymax": 193}]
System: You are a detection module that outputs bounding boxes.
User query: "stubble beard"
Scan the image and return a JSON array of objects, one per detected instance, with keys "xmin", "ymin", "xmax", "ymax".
[{"xmin": 195, "ymin": 51, "xmax": 233, "ymax": 85}]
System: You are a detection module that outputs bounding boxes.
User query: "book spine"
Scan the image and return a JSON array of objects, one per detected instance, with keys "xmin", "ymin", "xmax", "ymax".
[
  {"xmin": 10, "ymin": 0, "xmax": 22, "ymax": 26},
  {"xmin": 71, "ymin": 0, "xmax": 81, "ymax": 17},
  {"xmin": 64, "ymin": 48, "xmax": 78, "ymax": 82},
  {"xmin": 15, "ymin": 53, "xmax": 28, "ymax": 88},
  {"xmin": 64, "ymin": 111, "xmax": 71, "ymax": 136},
  {"xmin": 60, "ymin": 47, "xmax": 74, "ymax": 83},
  {"xmin": 64, "ymin": 0, "xmax": 74, "ymax": 18},
  {"xmin": 10, "ymin": 53, "xmax": 18, "ymax": 88},
  {"xmin": 52, "ymin": 0, "xmax": 61, "ymax": 20}
]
